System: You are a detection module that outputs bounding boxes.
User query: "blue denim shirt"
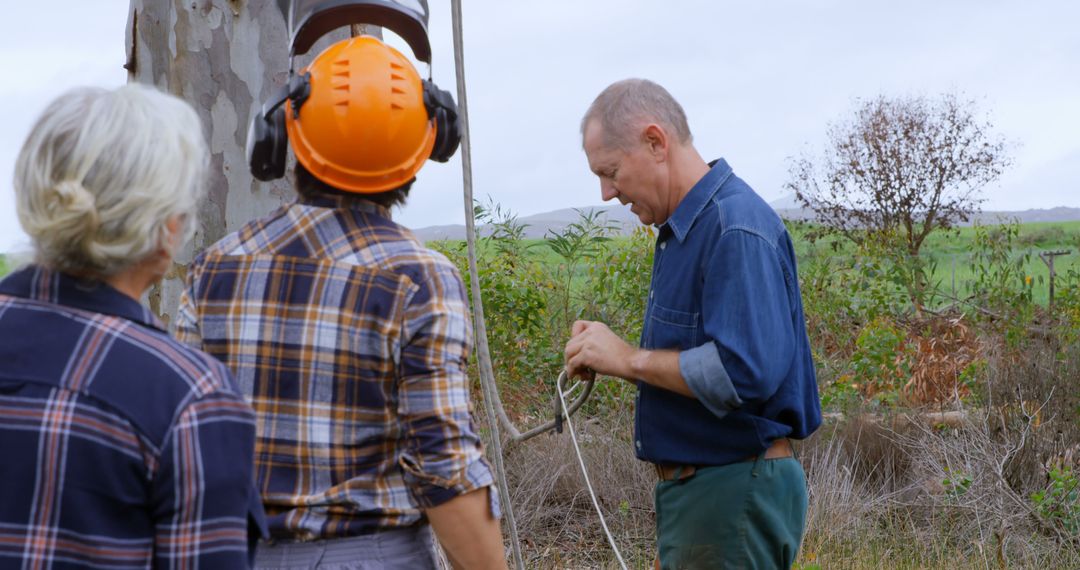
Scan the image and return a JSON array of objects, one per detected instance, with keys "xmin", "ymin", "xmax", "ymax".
[{"xmin": 635, "ymin": 159, "xmax": 821, "ymax": 466}]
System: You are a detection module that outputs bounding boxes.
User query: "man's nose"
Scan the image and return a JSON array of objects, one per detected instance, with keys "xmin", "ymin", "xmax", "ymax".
[{"xmin": 600, "ymin": 180, "xmax": 618, "ymax": 202}]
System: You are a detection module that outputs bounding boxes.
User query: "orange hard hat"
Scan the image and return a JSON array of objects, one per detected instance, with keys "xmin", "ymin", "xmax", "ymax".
[{"xmin": 285, "ymin": 36, "xmax": 436, "ymax": 193}]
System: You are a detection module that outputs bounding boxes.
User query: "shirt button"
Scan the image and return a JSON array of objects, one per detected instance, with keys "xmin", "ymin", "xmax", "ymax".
[
  {"xmin": 649, "ymin": 291, "xmax": 654, "ymax": 300},
  {"xmin": 660, "ymin": 241, "xmax": 667, "ymax": 250},
  {"xmin": 636, "ymin": 440, "xmax": 642, "ymax": 449}
]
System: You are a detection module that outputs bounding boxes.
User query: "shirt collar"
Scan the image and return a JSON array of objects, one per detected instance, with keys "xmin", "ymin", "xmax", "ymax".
[
  {"xmin": 0, "ymin": 265, "xmax": 165, "ymax": 332},
  {"xmin": 663, "ymin": 158, "xmax": 733, "ymax": 243},
  {"xmin": 298, "ymin": 192, "xmax": 392, "ymax": 220}
]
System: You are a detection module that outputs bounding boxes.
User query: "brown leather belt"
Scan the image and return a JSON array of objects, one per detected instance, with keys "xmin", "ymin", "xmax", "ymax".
[{"xmin": 654, "ymin": 438, "xmax": 794, "ymax": 482}]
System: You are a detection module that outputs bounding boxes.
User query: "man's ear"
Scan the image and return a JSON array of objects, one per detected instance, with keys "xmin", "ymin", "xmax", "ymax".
[{"xmin": 642, "ymin": 123, "xmax": 668, "ymax": 160}]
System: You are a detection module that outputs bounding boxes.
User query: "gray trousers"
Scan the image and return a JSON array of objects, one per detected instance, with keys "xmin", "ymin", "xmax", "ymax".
[{"xmin": 254, "ymin": 525, "xmax": 440, "ymax": 569}]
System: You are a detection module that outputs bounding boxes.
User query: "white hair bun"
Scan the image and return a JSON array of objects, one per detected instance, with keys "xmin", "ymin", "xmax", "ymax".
[
  {"xmin": 49, "ymin": 180, "xmax": 101, "ymax": 230},
  {"xmin": 14, "ymin": 84, "xmax": 208, "ymax": 276}
]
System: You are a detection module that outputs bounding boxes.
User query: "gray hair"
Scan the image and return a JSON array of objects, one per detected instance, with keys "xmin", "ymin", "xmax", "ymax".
[
  {"xmin": 581, "ymin": 78, "xmax": 693, "ymax": 149},
  {"xmin": 14, "ymin": 84, "xmax": 208, "ymax": 276}
]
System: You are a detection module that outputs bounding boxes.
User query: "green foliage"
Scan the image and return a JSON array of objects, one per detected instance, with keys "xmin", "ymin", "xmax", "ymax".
[
  {"xmin": 432, "ymin": 202, "xmax": 558, "ymax": 404},
  {"xmin": 436, "ymin": 201, "xmax": 647, "ymax": 417},
  {"xmin": 818, "ymin": 377, "xmax": 861, "ymax": 412},
  {"xmin": 1031, "ymin": 466, "xmax": 1080, "ymax": 535},
  {"xmin": 956, "ymin": 359, "xmax": 986, "ymax": 401},
  {"xmin": 545, "ymin": 208, "xmax": 618, "ymax": 333},
  {"xmin": 436, "ymin": 198, "xmax": 1076, "ymax": 420},
  {"xmin": 966, "ymin": 220, "xmax": 1038, "ymax": 345},
  {"xmin": 850, "ymin": 316, "xmax": 914, "ymax": 403},
  {"xmin": 584, "ymin": 225, "xmax": 654, "ymax": 343},
  {"xmin": 0, "ymin": 255, "xmax": 8, "ymax": 278},
  {"xmin": 1054, "ymin": 268, "xmax": 1080, "ymax": 347},
  {"xmin": 967, "ymin": 220, "xmax": 1034, "ymax": 307},
  {"xmin": 858, "ymin": 229, "xmax": 941, "ymax": 312},
  {"xmin": 942, "ymin": 467, "xmax": 973, "ymax": 500}
]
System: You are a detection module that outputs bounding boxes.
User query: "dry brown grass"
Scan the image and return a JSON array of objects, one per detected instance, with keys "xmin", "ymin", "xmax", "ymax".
[
  {"xmin": 798, "ymin": 336, "xmax": 1080, "ymax": 569},
  {"xmin": 471, "ymin": 337, "xmax": 1079, "ymax": 569},
  {"xmin": 498, "ymin": 408, "xmax": 656, "ymax": 569}
]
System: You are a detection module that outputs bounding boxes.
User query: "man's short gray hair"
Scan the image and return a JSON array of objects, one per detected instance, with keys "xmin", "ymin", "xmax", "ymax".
[
  {"xmin": 581, "ymin": 78, "xmax": 693, "ymax": 149},
  {"xmin": 14, "ymin": 84, "xmax": 208, "ymax": 276}
]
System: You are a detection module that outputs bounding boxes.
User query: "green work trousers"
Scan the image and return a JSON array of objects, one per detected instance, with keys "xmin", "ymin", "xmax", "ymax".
[{"xmin": 654, "ymin": 457, "xmax": 807, "ymax": 570}]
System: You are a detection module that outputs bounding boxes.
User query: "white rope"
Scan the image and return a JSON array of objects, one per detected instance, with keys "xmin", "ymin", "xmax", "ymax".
[
  {"xmin": 447, "ymin": 4, "xmax": 621, "ymax": 568},
  {"xmin": 448, "ymin": 1, "xmax": 524, "ymax": 568},
  {"xmin": 556, "ymin": 371, "xmax": 629, "ymax": 570}
]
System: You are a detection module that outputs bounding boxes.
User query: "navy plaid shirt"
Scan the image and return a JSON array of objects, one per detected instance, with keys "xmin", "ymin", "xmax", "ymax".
[{"xmin": 0, "ymin": 265, "xmax": 266, "ymax": 569}]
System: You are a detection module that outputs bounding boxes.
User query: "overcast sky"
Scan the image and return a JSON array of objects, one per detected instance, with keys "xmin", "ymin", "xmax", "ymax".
[{"xmin": 2, "ymin": 1, "xmax": 1078, "ymax": 253}]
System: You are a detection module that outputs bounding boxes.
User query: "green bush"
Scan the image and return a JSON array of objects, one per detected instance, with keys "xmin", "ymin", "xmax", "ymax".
[
  {"xmin": 849, "ymin": 316, "xmax": 913, "ymax": 404},
  {"xmin": 583, "ymin": 225, "xmax": 654, "ymax": 343},
  {"xmin": 966, "ymin": 220, "xmax": 1038, "ymax": 346},
  {"xmin": 434, "ymin": 202, "xmax": 647, "ymax": 417},
  {"xmin": 1031, "ymin": 466, "xmax": 1080, "ymax": 535}
]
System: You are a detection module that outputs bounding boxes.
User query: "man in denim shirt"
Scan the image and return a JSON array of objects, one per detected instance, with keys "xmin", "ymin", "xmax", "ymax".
[{"xmin": 565, "ymin": 79, "xmax": 821, "ymax": 569}]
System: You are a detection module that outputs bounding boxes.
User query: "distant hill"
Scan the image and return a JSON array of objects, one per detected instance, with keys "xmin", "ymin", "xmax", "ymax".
[
  {"xmin": 413, "ymin": 198, "xmax": 1080, "ymax": 242},
  {"xmin": 413, "ymin": 205, "xmax": 639, "ymax": 241}
]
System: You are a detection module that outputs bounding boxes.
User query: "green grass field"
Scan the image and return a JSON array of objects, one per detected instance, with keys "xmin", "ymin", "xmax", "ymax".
[
  {"xmin": 432, "ymin": 219, "xmax": 1080, "ymax": 307},
  {"xmin": 790, "ymin": 220, "xmax": 1080, "ymax": 306},
  {"xmin": 3, "ymin": 221, "xmax": 1078, "ymax": 302}
]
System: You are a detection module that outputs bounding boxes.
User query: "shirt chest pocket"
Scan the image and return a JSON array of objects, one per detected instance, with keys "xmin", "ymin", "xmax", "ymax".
[{"xmin": 647, "ymin": 302, "xmax": 700, "ymax": 351}]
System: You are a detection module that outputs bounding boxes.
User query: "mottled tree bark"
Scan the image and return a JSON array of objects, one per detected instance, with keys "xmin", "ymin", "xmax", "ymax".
[
  {"xmin": 127, "ymin": 1, "xmax": 402, "ymax": 324},
  {"xmin": 127, "ymin": 0, "xmax": 295, "ymax": 325}
]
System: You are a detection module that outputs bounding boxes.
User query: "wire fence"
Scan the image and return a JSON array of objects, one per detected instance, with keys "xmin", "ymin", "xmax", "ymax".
[{"xmin": 799, "ymin": 248, "xmax": 1079, "ymax": 307}]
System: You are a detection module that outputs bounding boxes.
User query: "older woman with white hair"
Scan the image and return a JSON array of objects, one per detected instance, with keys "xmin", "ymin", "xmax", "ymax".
[{"xmin": 0, "ymin": 84, "xmax": 264, "ymax": 568}]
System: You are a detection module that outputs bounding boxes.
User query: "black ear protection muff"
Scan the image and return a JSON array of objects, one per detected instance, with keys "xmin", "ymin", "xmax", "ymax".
[
  {"xmin": 246, "ymin": 0, "xmax": 461, "ymax": 182},
  {"xmin": 423, "ymin": 80, "xmax": 462, "ymax": 164},
  {"xmin": 246, "ymin": 73, "xmax": 311, "ymax": 182}
]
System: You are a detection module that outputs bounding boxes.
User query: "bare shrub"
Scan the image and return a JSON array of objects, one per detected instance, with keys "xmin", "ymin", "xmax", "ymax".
[
  {"xmin": 981, "ymin": 337, "xmax": 1080, "ymax": 492},
  {"xmin": 797, "ymin": 336, "xmax": 1080, "ymax": 568}
]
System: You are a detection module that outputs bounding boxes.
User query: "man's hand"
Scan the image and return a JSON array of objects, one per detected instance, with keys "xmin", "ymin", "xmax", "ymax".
[
  {"xmin": 564, "ymin": 320, "xmax": 638, "ymax": 381},
  {"xmin": 566, "ymin": 320, "xmax": 696, "ymax": 399}
]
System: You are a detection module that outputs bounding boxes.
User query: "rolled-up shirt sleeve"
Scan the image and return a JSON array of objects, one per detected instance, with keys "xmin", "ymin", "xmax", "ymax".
[
  {"xmin": 397, "ymin": 263, "xmax": 500, "ymax": 517},
  {"xmin": 174, "ymin": 277, "xmax": 202, "ymax": 350},
  {"xmin": 680, "ymin": 229, "xmax": 796, "ymax": 417}
]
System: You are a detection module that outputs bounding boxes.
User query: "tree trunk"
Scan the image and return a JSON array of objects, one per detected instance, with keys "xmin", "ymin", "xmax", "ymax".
[
  {"xmin": 127, "ymin": 0, "xmax": 296, "ymax": 326},
  {"xmin": 128, "ymin": 1, "xmax": 400, "ymax": 325}
]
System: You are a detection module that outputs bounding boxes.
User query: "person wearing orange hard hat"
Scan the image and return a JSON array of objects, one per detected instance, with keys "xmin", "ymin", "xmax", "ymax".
[{"xmin": 175, "ymin": 2, "xmax": 506, "ymax": 568}]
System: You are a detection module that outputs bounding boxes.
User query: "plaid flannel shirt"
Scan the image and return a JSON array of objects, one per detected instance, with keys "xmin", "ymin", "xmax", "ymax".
[
  {"xmin": 176, "ymin": 195, "xmax": 497, "ymax": 540},
  {"xmin": 0, "ymin": 265, "xmax": 264, "ymax": 569}
]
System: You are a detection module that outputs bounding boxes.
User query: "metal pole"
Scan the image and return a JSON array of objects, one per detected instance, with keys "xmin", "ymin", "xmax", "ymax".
[{"xmin": 1038, "ymin": 250, "xmax": 1071, "ymax": 310}]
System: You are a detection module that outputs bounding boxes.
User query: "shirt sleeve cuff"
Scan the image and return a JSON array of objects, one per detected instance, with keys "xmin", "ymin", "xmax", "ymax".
[
  {"xmin": 399, "ymin": 455, "xmax": 502, "ymax": 519},
  {"xmin": 679, "ymin": 342, "xmax": 744, "ymax": 419}
]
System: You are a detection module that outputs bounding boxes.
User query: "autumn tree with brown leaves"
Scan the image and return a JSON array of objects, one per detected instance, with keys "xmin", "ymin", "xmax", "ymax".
[
  {"xmin": 787, "ymin": 94, "xmax": 1012, "ymax": 257},
  {"xmin": 786, "ymin": 94, "xmax": 1012, "ymax": 311}
]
